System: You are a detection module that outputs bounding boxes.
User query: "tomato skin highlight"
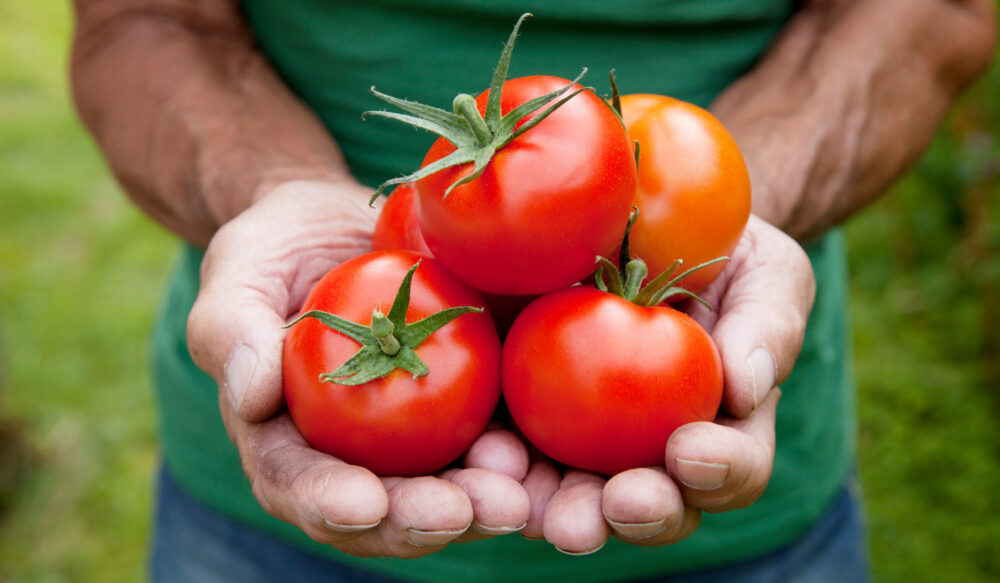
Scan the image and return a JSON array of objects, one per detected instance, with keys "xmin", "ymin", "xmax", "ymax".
[
  {"xmin": 416, "ymin": 76, "xmax": 637, "ymax": 296},
  {"xmin": 621, "ymin": 94, "xmax": 751, "ymax": 294},
  {"xmin": 501, "ymin": 286, "xmax": 723, "ymax": 476},
  {"xmin": 282, "ymin": 250, "xmax": 501, "ymax": 476}
]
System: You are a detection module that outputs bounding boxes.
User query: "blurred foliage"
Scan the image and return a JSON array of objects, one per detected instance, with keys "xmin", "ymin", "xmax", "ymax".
[
  {"xmin": 0, "ymin": 1, "xmax": 171, "ymax": 582},
  {"xmin": 848, "ymin": 41, "xmax": 1000, "ymax": 583},
  {"xmin": 0, "ymin": 1, "xmax": 997, "ymax": 583}
]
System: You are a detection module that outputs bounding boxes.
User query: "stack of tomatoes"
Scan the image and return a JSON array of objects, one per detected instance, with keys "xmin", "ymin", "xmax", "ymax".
[{"xmin": 283, "ymin": 15, "xmax": 750, "ymax": 477}]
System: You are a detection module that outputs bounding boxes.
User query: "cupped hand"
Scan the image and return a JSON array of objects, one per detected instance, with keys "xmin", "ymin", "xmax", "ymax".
[
  {"xmin": 525, "ymin": 216, "xmax": 816, "ymax": 554},
  {"xmin": 186, "ymin": 180, "xmax": 530, "ymax": 558}
]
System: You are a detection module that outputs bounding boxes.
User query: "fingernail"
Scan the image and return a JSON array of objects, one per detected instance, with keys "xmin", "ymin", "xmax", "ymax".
[
  {"xmin": 407, "ymin": 527, "xmax": 468, "ymax": 547},
  {"xmin": 556, "ymin": 541, "xmax": 606, "ymax": 556},
  {"xmin": 324, "ymin": 519, "xmax": 381, "ymax": 533},
  {"xmin": 471, "ymin": 521, "xmax": 526, "ymax": 536},
  {"xmin": 674, "ymin": 459, "xmax": 729, "ymax": 491},
  {"xmin": 605, "ymin": 517, "xmax": 667, "ymax": 540},
  {"xmin": 224, "ymin": 344, "xmax": 258, "ymax": 414},
  {"xmin": 747, "ymin": 347, "xmax": 776, "ymax": 410}
]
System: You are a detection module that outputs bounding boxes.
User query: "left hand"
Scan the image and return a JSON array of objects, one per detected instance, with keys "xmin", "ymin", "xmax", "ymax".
[
  {"xmin": 523, "ymin": 216, "xmax": 815, "ymax": 553},
  {"xmin": 187, "ymin": 179, "xmax": 532, "ymax": 558}
]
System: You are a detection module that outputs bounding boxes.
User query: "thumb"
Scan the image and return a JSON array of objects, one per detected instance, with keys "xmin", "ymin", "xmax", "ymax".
[
  {"xmin": 706, "ymin": 216, "xmax": 815, "ymax": 418},
  {"xmin": 187, "ymin": 221, "xmax": 289, "ymax": 423},
  {"xmin": 186, "ymin": 180, "xmax": 379, "ymax": 423}
]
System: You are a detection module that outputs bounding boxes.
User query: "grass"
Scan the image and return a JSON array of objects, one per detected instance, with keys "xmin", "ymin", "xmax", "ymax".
[
  {"xmin": 0, "ymin": 2, "xmax": 998, "ymax": 582},
  {"xmin": 0, "ymin": 2, "xmax": 172, "ymax": 581},
  {"xmin": 848, "ymin": 68, "xmax": 1000, "ymax": 581}
]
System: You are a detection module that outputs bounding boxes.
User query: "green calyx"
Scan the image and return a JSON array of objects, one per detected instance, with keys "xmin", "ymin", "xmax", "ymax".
[
  {"xmin": 594, "ymin": 255, "xmax": 728, "ymax": 309},
  {"xmin": 285, "ymin": 261, "xmax": 483, "ymax": 386},
  {"xmin": 363, "ymin": 12, "xmax": 590, "ymax": 205},
  {"xmin": 594, "ymin": 209, "xmax": 728, "ymax": 308}
]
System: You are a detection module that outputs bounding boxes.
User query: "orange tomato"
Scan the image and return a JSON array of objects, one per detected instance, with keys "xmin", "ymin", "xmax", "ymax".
[{"xmin": 621, "ymin": 94, "xmax": 751, "ymax": 295}]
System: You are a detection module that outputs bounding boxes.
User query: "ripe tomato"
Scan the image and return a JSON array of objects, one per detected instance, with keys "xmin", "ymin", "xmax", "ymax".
[
  {"xmin": 502, "ymin": 285, "xmax": 723, "ymax": 476},
  {"xmin": 372, "ymin": 184, "xmax": 432, "ymax": 257},
  {"xmin": 621, "ymin": 94, "xmax": 751, "ymax": 294},
  {"xmin": 416, "ymin": 76, "xmax": 636, "ymax": 295},
  {"xmin": 282, "ymin": 250, "xmax": 501, "ymax": 476}
]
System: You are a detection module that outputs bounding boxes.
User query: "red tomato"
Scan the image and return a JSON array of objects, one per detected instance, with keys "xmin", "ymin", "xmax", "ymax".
[
  {"xmin": 502, "ymin": 285, "xmax": 723, "ymax": 476},
  {"xmin": 621, "ymin": 94, "xmax": 750, "ymax": 294},
  {"xmin": 372, "ymin": 184, "xmax": 432, "ymax": 257},
  {"xmin": 282, "ymin": 250, "xmax": 501, "ymax": 476},
  {"xmin": 416, "ymin": 76, "xmax": 636, "ymax": 296}
]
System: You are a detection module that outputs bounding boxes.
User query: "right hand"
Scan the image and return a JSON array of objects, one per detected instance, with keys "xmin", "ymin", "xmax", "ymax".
[
  {"xmin": 522, "ymin": 216, "xmax": 815, "ymax": 554},
  {"xmin": 187, "ymin": 180, "xmax": 531, "ymax": 558}
]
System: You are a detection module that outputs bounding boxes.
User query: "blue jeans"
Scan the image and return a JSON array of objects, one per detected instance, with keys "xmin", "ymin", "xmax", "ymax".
[{"xmin": 150, "ymin": 466, "xmax": 869, "ymax": 583}]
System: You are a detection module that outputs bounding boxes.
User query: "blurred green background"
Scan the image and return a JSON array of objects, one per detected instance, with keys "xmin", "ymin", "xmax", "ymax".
[{"xmin": 1, "ymin": 2, "xmax": 998, "ymax": 582}]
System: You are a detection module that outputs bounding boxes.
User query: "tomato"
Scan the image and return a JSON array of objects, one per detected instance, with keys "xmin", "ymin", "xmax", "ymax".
[
  {"xmin": 368, "ymin": 17, "xmax": 634, "ymax": 296},
  {"xmin": 621, "ymin": 94, "xmax": 751, "ymax": 294},
  {"xmin": 415, "ymin": 76, "xmax": 636, "ymax": 295},
  {"xmin": 372, "ymin": 184, "xmax": 432, "ymax": 257},
  {"xmin": 502, "ymin": 284, "xmax": 722, "ymax": 476},
  {"xmin": 282, "ymin": 250, "xmax": 501, "ymax": 476}
]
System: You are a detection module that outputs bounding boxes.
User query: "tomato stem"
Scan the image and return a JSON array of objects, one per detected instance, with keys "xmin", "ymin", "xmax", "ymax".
[
  {"xmin": 454, "ymin": 94, "xmax": 493, "ymax": 146},
  {"xmin": 363, "ymin": 13, "xmax": 592, "ymax": 204},
  {"xmin": 370, "ymin": 309, "xmax": 401, "ymax": 356}
]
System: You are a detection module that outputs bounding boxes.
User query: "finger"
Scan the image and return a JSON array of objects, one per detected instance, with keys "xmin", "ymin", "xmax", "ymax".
[
  {"xmin": 442, "ymin": 468, "xmax": 530, "ymax": 541},
  {"xmin": 349, "ymin": 476, "xmax": 473, "ymax": 558},
  {"xmin": 188, "ymin": 254, "xmax": 288, "ymax": 421},
  {"xmin": 233, "ymin": 410, "xmax": 389, "ymax": 546},
  {"xmin": 543, "ymin": 470, "xmax": 611, "ymax": 555},
  {"xmin": 187, "ymin": 217, "xmax": 293, "ymax": 422},
  {"xmin": 602, "ymin": 467, "xmax": 701, "ymax": 545},
  {"xmin": 463, "ymin": 426, "xmax": 530, "ymax": 482},
  {"xmin": 520, "ymin": 459, "xmax": 561, "ymax": 540},
  {"xmin": 666, "ymin": 389, "xmax": 780, "ymax": 512},
  {"xmin": 691, "ymin": 216, "xmax": 815, "ymax": 418}
]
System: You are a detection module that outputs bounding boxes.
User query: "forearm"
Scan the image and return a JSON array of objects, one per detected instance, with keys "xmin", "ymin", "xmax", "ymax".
[
  {"xmin": 71, "ymin": 0, "xmax": 354, "ymax": 247},
  {"xmin": 712, "ymin": 0, "xmax": 996, "ymax": 242}
]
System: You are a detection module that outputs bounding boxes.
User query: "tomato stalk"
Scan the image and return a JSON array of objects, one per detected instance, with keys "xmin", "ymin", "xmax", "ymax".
[
  {"xmin": 364, "ymin": 12, "xmax": 591, "ymax": 202},
  {"xmin": 369, "ymin": 310, "xmax": 402, "ymax": 356},
  {"xmin": 606, "ymin": 70, "xmax": 641, "ymax": 169},
  {"xmin": 284, "ymin": 261, "xmax": 483, "ymax": 385}
]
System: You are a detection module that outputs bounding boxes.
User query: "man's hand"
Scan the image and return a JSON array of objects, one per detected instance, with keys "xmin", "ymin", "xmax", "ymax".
[
  {"xmin": 522, "ymin": 217, "xmax": 815, "ymax": 554},
  {"xmin": 186, "ymin": 181, "xmax": 531, "ymax": 558}
]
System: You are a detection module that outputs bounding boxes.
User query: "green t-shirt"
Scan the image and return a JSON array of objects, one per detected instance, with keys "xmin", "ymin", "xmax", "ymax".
[{"xmin": 151, "ymin": 2, "xmax": 855, "ymax": 581}]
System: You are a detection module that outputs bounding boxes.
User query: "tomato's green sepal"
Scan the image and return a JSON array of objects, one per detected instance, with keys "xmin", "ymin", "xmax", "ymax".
[
  {"xmin": 632, "ymin": 257, "xmax": 729, "ymax": 309},
  {"xmin": 595, "ymin": 254, "xmax": 729, "ymax": 308},
  {"xmin": 593, "ymin": 207, "xmax": 728, "ymax": 308},
  {"xmin": 363, "ymin": 12, "xmax": 592, "ymax": 205},
  {"xmin": 285, "ymin": 261, "xmax": 483, "ymax": 385},
  {"xmin": 319, "ymin": 344, "xmax": 429, "ymax": 386}
]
